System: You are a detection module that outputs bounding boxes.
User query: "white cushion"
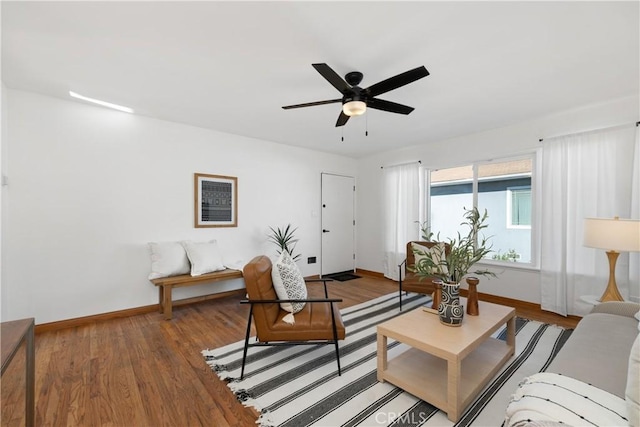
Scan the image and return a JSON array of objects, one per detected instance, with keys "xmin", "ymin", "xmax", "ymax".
[
  {"xmin": 505, "ymin": 372, "xmax": 628, "ymax": 427},
  {"xmin": 181, "ymin": 240, "xmax": 226, "ymax": 277},
  {"xmin": 148, "ymin": 242, "xmax": 191, "ymax": 280},
  {"xmin": 271, "ymin": 251, "xmax": 307, "ymax": 315},
  {"xmin": 627, "ymin": 334, "xmax": 640, "ymax": 427},
  {"xmin": 412, "ymin": 242, "xmax": 449, "ymax": 276}
]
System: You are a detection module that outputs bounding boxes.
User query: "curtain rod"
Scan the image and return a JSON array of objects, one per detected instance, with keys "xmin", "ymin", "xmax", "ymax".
[
  {"xmin": 538, "ymin": 120, "xmax": 638, "ymax": 142},
  {"xmin": 380, "ymin": 160, "xmax": 421, "ymax": 169}
]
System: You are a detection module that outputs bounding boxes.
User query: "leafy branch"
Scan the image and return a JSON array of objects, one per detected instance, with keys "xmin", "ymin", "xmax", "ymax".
[{"xmin": 413, "ymin": 207, "xmax": 496, "ymax": 283}]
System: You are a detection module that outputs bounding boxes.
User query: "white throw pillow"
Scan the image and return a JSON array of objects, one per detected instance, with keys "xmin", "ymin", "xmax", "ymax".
[
  {"xmin": 271, "ymin": 251, "xmax": 307, "ymax": 318},
  {"xmin": 627, "ymin": 334, "xmax": 640, "ymax": 427},
  {"xmin": 148, "ymin": 241, "xmax": 191, "ymax": 280},
  {"xmin": 181, "ymin": 240, "xmax": 226, "ymax": 277},
  {"xmin": 412, "ymin": 242, "xmax": 449, "ymax": 276}
]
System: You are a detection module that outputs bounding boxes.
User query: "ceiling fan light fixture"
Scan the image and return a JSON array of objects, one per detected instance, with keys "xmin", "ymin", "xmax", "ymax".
[{"xmin": 343, "ymin": 100, "xmax": 366, "ymax": 116}]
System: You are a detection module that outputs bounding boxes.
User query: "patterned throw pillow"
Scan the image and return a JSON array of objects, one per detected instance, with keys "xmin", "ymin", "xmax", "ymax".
[
  {"xmin": 412, "ymin": 242, "xmax": 449, "ymax": 276},
  {"xmin": 271, "ymin": 251, "xmax": 308, "ymax": 316}
]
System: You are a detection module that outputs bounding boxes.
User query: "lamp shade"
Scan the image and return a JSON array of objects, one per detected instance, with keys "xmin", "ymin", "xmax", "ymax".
[
  {"xmin": 342, "ymin": 100, "xmax": 366, "ymax": 116},
  {"xmin": 583, "ymin": 217, "xmax": 640, "ymax": 252}
]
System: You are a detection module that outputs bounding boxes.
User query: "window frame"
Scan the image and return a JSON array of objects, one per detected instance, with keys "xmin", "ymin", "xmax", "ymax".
[{"xmin": 422, "ymin": 151, "xmax": 540, "ymax": 269}]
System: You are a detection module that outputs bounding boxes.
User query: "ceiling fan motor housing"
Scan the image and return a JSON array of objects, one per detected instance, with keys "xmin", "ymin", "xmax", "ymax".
[
  {"xmin": 345, "ymin": 71, "xmax": 364, "ymax": 86},
  {"xmin": 343, "ymin": 90, "xmax": 365, "ymax": 105}
]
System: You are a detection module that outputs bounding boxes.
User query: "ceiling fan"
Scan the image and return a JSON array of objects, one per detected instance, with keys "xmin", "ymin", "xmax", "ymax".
[{"xmin": 282, "ymin": 63, "xmax": 429, "ymax": 127}]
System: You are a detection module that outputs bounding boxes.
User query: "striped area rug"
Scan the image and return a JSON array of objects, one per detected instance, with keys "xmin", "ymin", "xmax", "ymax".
[{"xmin": 202, "ymin": 293, "xmax": 572, "ymax": 427}]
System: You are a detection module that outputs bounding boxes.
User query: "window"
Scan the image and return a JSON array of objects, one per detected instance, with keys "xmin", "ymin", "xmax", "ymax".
[
  {"xmin": 508, "ymin": 187, "xmax": 531, "ymax": 228},
  {"xmin": 427, "ymin": 156, "xmax": 535, "ymax": 265}
]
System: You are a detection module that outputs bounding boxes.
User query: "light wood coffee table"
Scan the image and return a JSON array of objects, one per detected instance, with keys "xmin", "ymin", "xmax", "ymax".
[{"xmin": 377, "ymin": 298, "xmax": 515, "ymax": 422}]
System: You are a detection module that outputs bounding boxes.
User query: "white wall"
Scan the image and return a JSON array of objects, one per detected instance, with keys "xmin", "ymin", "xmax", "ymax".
[
  {"xmin": 356, "ymin": 95, "xmax": 640, "ymax": 310},
  {"xmin": 0, "ymin": 83, "xmax": 5, "ymax": 321},
  {"xmin": 2, "ymin": 89, "xmax": 357, "ymax": 324},
  {"xmin": 0, "ymin": 2, "xmax": 5, "ymax": 320},
  {"xmin": 4, "ymin": 88, "xmax": 638, "ymax": 324}
]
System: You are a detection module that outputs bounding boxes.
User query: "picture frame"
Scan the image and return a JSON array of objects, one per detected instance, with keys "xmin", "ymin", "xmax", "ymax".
[{"xmin": 194, "ymin": 173, "xmax": 238, "ymax": 228}]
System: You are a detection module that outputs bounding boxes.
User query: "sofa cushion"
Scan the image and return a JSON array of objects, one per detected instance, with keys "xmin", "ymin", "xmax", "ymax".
[
  {"xmin": 546, "ymin": 312, "xmax": 639, "ymax": 398},
  {"xmin": 505, "ymin": 372, "xmax": 628, "ymax": 427}
]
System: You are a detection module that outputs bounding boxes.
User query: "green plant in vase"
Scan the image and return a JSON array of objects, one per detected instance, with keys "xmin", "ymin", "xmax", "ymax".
[
  {"xmin": 268, "ymin": 224, "xmax": 301, "ymax": 261},
  {"xmin": 412, "ymin": 207, "xmax": 497, "ymax": 322}
]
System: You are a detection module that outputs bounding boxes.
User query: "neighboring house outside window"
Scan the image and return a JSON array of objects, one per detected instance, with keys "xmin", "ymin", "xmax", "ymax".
[
  {"xmin": 426, "ymin": 156, "xmax": 535, "ymax": 265},
  {"xmin": 508, "ymin": 186, "xmax": 532, "ymax": 228}
]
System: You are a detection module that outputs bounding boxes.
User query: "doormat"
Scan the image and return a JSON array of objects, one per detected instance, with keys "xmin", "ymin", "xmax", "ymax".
[{"xmin": 323, "ymin": 271, "xmax": 361, "ymax": 282}]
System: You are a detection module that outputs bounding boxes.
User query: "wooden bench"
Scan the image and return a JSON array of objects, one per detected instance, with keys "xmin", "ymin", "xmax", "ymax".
[{"xmin": 150, "ymin": 269, "xmax": 244, "ymax": 319}]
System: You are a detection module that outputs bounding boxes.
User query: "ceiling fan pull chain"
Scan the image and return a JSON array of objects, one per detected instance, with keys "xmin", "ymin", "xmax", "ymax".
[
  {"xmin": 341, "ymin": 127, "xmax": 344, "ymax": 142},
  {"xmin": 366, "ymin": 114, "xmax": 369, "ymax": 136}
]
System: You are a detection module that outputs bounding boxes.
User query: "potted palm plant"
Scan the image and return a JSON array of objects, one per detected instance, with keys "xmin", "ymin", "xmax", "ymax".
[
  {"xmin": 268, "ymin": 224, "xmax": 301, "ymax": 261},
  {"xmin": 413, "ymin": 207, "xmax": 496, "ymax": 324}
]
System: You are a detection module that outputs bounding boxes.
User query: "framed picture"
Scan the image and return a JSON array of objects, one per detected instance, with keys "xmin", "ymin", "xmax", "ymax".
[{"xmin": 194, "ymin": 173, "xmax": 238, "ymax": 228}]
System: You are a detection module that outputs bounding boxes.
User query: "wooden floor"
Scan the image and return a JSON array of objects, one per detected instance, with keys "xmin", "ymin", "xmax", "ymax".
[{"xmin": 1, "ymin": 275, "xmax": 579, "ymax": 427}]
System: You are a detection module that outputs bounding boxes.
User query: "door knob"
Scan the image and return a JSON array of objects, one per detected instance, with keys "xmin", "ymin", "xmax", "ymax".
[{"xmin": 322, "ymin": 229, "xmax": 330, "ymax": 233}]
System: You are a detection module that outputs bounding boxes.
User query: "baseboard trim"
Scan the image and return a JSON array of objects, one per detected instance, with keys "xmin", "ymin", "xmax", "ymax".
[
  {"xmin": 464, "ymin": 290, "xmax": 582, "ymax": 324},
  {"xmin": 35, "ymin": 280, "xmax": 581, "ymax": 334},
  {"xmin": 355, "ymin": 268, "xmax": 386, "ymax": 279},
  {"xmin": 35, "ymin": 289, "xmax": 246, "ymax": 334}
]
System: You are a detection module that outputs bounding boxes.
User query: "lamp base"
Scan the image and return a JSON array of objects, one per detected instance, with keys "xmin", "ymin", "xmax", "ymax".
[{"xmin": 599, "ymin": 251, "xmax": 624, "ymax": 302}]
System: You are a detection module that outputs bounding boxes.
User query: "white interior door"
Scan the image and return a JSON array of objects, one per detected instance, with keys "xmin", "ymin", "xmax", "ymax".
[{"xmin": 321, "ymin": 173, "xmax": 355, "ymax": 276}]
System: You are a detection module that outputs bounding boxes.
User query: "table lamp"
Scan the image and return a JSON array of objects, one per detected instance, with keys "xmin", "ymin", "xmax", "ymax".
[{"xmin": 583, "ymin": 217, "xmax": 640, "ymax": 301}]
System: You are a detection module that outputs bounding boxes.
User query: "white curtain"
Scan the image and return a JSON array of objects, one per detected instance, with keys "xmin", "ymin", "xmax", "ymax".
[
  {"xmin": 630, "ymin": 126, "xmax": 640, "ymax": 300},
  {"xmin": 382, "ymin": 163, "xmax": 420, "ymax": 280},
  {"xmin": 540, "ymin": 124, "xmax": 637, "ymax": 316}
]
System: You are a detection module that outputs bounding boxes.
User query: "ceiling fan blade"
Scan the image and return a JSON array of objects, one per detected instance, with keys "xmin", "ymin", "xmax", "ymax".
[
  {"xmin": 335, "ymin": 111, "xmax": 350, "ymax": 127},
  {"xmin": 367, "ymin": 98, "xmax": 415, "ymax": 115},
  {"xmin": 282, "ymin": 98, "xmax": 342, "ymax": 110},
  {"xmin": 365, "ymin": 66, "xmax": 429, "ymax": 98},
  {"xmin": 313, "ymin": 63, "xmax": 351, "ymax": 94}
]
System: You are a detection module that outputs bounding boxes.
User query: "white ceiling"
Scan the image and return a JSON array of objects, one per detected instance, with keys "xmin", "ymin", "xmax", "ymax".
[{"xmin": 2, "ymin": 1, "xmax": 638, "ymax": 158}]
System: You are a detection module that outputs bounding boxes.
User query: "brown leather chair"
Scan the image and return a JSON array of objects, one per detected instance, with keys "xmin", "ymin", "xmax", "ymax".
[
  {"xmin": 398, "ymin": 241, "xmax": 450, "ymax": 310},
  {"xmin": 240, "ymin": 255, "xmax": 346, "ymax": 379}
]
